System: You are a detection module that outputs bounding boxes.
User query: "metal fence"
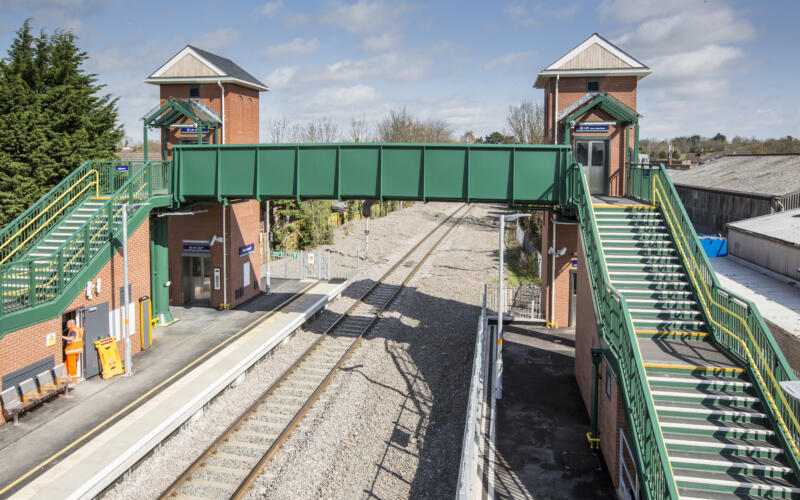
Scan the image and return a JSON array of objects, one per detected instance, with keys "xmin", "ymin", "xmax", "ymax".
[
  {"xmin": 485, "ymin": 284, "xmax": 543, "ymax": 320},
  {"xmin": 457, "ymin": 285, "xmax": 491, "ymax": 499},
  {"xmin": 262, "ymin": 248, "xmax": 367, "ymax": 283}
]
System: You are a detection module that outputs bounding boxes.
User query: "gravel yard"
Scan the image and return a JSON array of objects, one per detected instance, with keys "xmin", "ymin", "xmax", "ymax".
[
  {"xmin": 101, "ymin": 201, "xmax": 470, "ymax": 500},
  {"xmin": 246, "ymin": 204, "xmax": 500, "ymax": 499}
]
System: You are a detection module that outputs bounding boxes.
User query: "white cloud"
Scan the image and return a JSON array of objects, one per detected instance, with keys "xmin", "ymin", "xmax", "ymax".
[
  {"xmin": 360, "ymin": 32, "xmax": 400, "ymax": 53},
  {"xmin": 274, "ymin": 52, "xmax": 432, "ymax": 88},
  {"xmin": 190, "ymin": 28, "xmax": 241, "ymax": 51},
  {"xmin": 484, "ymin": 50, "xmax": 537, "ymax": 70},
  {"xmin": 548, "ymin": 4, "xmax": 579, "ymax": 19},
  {"xmin": 321, "ymin": 0, "xmax": 410, "ymax": 35},
  {"xmin": 266, "ymin": 38, "xmax": 319, "ymax": 58},
  {"xmin": 504, "ymin": 3, "xmax": 539, "ymax": 26},
  {"xmin": 647, "ymin": 45, "xmax": 744, "ymax": 81},
  {"xmin": 258, "ymin": 1, "xmax": 283, "ymax": 17},
  {"xmin": 296, "ymin": 85, "xmax": 381, "ymax": 110},
  {"xmin": 266, "ymin": 66, "xmax": 298, "ymax": 90}
]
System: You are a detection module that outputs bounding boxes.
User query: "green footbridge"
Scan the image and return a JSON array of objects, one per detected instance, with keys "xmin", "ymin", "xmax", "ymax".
[{"xmin": 1, "ymin": 143, "xmax": 799, "ymax": 498}]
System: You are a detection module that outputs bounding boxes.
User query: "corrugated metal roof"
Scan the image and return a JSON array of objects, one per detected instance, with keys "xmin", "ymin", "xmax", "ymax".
[
  {"xmin": 670, "ymin": 154, "xmax": 800, "ymax": 197},
  {"xmin": 727, "ymin": 208, "xmax": 800, "ymax": 246}
]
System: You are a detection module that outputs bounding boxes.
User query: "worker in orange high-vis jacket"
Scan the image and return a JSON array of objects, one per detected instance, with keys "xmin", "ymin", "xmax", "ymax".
[{"xmin": 62, "ymin": 319, "xmax": 84, "ymax": 378}]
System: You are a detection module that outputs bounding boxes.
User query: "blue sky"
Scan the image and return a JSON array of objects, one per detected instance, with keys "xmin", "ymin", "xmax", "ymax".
[{"xmin": 1, "ymin": 0, "xmax": 798, "ymax": 143}]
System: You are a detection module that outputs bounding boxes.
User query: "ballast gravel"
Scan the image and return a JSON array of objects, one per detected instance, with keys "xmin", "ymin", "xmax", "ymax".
[
  {"xmin": 100, "ymin": 202, "xmax": 464, "ymax": 500},
  {"xmin": 246, "ymin": 204, "xmax": 500, "ymax": 499}
]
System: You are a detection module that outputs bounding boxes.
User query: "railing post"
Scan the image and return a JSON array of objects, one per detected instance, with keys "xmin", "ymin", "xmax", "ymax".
[
  {"xmin": 107, "ymin": 204, "xmax": 114, "ymax": 242},
  {"xmin": 83, "ymin": 227, "xmax": 90, "ymax": 263},
  {"xmin": 28, "ymin": 261, "xmax": 36, "ymax": 306},
  {"xmin": 147, "ymin": 163, "xmax": 153, "ymax": 199},
  {"xmin": 57, "ymin": 252, "xmax": 64, "ymax": 290}
]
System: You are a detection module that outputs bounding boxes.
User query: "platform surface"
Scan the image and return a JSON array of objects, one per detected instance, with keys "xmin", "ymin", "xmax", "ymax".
[
  {"xmin": 0, "ymin": 278, "xmax": 343, "ymax": 499},
  {"xmin": 494, "ymin": 324, "xmax": 615, "ymax": 499}
]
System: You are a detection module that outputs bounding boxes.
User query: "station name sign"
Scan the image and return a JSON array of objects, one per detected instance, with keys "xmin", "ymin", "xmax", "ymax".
[
  {"xmin": 239, "ymin": 243, "xmax": 255, "ymax": 257},
  {"xmin": 180, "ymin": 127, "xmax": 209, "ymax": 134},
  {"xmin": 183, "ymin": 244, "xmax": 210, "ymax": 252},
  {"xmin": 575, "ymin": 123, "xmax": 610, "ymax": 133}
]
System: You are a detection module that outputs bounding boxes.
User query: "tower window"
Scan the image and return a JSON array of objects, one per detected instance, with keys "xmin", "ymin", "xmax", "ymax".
[
  {"xmin": 587, "ymin": 79, "xmax": 600, "ymax": 92},
  {"xmin": 189, "ymin": 85, "xmax": 200, "ymax": 98}
]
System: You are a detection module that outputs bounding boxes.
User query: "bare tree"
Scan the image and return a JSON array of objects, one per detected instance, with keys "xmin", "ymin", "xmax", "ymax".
[
  {"xmin": 377, "ymin": 107, "xmax": 452, "ymax": 143},
  {"xmin": 459, "ymin": 130, "xmax": 478, "ymax": 144},
  {"xmin": 269, "ymin": 118, "xmax": 291, "ymax": 143},
  {"xmin": 349, "ymin": 115, "xmax": 370, "ymax": 142},
  {"xmin": 295, "ymin": 117, "xmax": 339, "ymax": 143},
  {"xmin": 507, "ymin": 100, "xmax": 544, "ymax": 144}
]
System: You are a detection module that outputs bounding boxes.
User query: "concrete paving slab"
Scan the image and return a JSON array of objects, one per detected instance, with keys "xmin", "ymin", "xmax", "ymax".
[
  {"xmin": 495, "ymin": 324, "xmax": 615, "ymax": 499},
  {"xmin": 0, "ymin": 278, "xmax": 333, "ymax": 498}
]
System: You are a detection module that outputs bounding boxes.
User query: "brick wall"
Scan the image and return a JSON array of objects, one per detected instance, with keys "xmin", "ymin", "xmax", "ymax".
[
  {"xmin": 167, "ymin": 201, "xmax": 262, "ymax": 309},
  {"xmin": 0, "ymin": 218, "xmax": 151, "ymax": 423},
  {"xmin": 574, "ymin": 231, "xmax": 623, "ymax": 488},
  {"xmin": 541, "ymin": 214, "xmax": 579, "ymax": 327},
  {"xmin": 159, "ymin": 82, "xmax": 260, "ymax": 157}
]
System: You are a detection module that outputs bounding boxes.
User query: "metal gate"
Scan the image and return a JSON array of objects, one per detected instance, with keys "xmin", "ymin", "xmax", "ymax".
[{"xmin": 486, "ymin": 284, "xmax": 543, "ymax": 320}]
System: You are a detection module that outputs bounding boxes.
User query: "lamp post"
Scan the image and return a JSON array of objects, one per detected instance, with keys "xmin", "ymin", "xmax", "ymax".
[
  {"xmin": 122, "ymin": 202, "xmax": 149, "ymax": 376},
  {"xmin": 496, "ymin": 213, "xmax": 530, "ymax": 399}
]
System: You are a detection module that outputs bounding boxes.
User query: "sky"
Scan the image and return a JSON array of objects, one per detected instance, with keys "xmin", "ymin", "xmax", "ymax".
[{"xmin": 0, "ymin": 0, "xmax": 798, "ymax": 143}]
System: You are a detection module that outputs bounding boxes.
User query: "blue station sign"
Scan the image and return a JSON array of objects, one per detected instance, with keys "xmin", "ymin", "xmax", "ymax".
[
  {"xmin": 575, "ymin": 124, "xmax": 610, "ymax": 133},
  {"xmin": 239, "ymin": 243, "xmax": 255, "ymax": 257},
  {"xmin": 114, "ymin": 165, "xmax": 129, "ymax": 172},
  {"xmin": 180, "ymin": 127, "xmax": 209, "ymax": 134},
  {"xmin": 183, "ymin": 244, "xmax": 210, "ymax": 252}
]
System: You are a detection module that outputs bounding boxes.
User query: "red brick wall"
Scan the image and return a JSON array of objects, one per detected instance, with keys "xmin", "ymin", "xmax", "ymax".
[
  {"xmin": 167, "ymin": 201, "xmax": 262, "ymax": 309},
  {"xmin": 159, "ymin": 82, "xmax": 260, "ymax": 157},
  {"xmin": 0, "ymin": 218, "xmax": 151, "ymax": 422},
  {"xmin": 541, "ymin": 214, "xmax": 579, "ymax": 327},
  {"xmin": 574, "ymin": 231, "xmax": 623, "ymax": 487}
]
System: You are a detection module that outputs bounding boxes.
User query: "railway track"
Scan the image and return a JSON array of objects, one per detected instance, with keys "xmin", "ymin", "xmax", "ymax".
[{"xmin": 160, "ymin": 203, "xmax": 473, "ymax": 500}]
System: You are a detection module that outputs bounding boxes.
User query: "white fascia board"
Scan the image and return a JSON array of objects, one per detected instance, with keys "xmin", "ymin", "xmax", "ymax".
[
  {"xmin": 143, "ymin": 76, "xmax": 270, "ymax": 92},
  {"xmin": 149, "ymin": 46, "xmax": 226, "ymax": 78},
  {"xmin": 533, "ymin": 68, "xmax": 651, "ymax": 88},
  {"xmin": 546, "ymin": 33, "xmax": 648, "ymax": 71}
]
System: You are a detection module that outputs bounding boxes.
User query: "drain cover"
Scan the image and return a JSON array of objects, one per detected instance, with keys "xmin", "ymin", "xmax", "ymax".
[{"xmin": 562, "ymin": 451, "xmax": 601, "ymax": 472}]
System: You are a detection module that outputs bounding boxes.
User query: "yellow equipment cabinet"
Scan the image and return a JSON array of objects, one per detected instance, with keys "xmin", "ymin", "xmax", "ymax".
[{"xmin": 139, "ymin": 296, "xmax": 154, "ymax": 350}]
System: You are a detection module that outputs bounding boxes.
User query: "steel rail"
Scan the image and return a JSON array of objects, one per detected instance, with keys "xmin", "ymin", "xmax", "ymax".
[{"xmin": 160, "ymin": 203, "xmax": 473, "ymax": 500}]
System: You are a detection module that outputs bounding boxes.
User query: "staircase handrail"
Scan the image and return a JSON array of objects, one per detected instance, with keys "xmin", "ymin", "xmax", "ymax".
[
  {"xmin": 645, "ymin": 164, "xmax": 800, "ymax": 476},
  {"xmin": 0, "ymin": 162, "xmax": 153, "ymax": 317},
  {"xmin": 0, "ymin": 160, "xmax": 149, "ymax": 266},
  {"xmin": 567, "ymin": 163, "xmax": 679, "ymax": 499}
]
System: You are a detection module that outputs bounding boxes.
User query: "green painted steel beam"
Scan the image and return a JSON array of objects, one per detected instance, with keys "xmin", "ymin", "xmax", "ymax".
[{"xmin": 171, "ymin": 143, "xmax": 571, "ymax": 205}]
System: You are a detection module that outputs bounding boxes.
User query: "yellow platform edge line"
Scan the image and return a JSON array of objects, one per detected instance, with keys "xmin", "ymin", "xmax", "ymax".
[{"xmin": 643, "ymin": 363, "xmax": 745, "ymax": 373}]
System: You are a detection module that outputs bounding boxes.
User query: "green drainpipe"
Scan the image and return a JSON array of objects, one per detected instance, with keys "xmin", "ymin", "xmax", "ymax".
[
  {"xmin": 150, "ymin": 215, "xmax": 175, "ymax": 325},
  {"xmin": 590, "ymin": 348, "xmax": 604, "ymax": 445}
]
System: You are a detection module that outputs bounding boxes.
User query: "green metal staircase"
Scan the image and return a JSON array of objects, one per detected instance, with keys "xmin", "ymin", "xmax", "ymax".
[
  {"xmin": 0, "ymin": 160, "xmax": 171, "ymax": 333},
  {"xmin": 597, "ymin": 204, "xmax": 800, "ymax": 498},
  {"xmin": 569, "ymin": 163, "xmax": 800, "ymax": 499}
]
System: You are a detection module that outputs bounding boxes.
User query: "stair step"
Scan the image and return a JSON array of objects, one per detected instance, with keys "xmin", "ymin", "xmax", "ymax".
[
  {"xmin": 674, "ymin": 468, "xmax": 800, "ymax": 498},
  {"xmin": 616, "ymin": 288, "xmax": 693, "ymax": 299},
  {"xmin": 655, "ymin": 402, "xmax": 766, "ymax": 423},
  {"xmin": 651, "ymin": 389, "xmax": 759, "ymax": 406},
  {"xmin": 669, "ymin": 450, "xmax": 792, "ymax": 477},
  {"xmin": 664, "ymin": 434, "xmax": 782, "ymax": 458},
  {"xmin": 659, "ymin": 418, "xmax": 773, "ymax": 439},
  {"xmin": 647, "ymin": 375, "xmax": 752, "ymax": 391},
  {"xmin": 607, "ymin": 262, "xmax": 683, "ymax": 270}
]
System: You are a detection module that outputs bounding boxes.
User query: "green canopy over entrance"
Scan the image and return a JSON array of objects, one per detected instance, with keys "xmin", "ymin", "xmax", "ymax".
[{"xmin": 142, "ymin": 97, "xmax": 221, "ymax": 159}]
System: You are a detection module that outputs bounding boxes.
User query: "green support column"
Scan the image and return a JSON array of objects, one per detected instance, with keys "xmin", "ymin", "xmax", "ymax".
[
  {"xmin": 589, "ymin": 348, "xmax": 603, "ymax": 448},
  {"xmin": 143, "ymin": 125, "xmax": 148, "ymax": 160},
  {"xmin": 150, "ymin": 215, "xmax": 175, "ymax": 325},
  {"xmin": 634, "ymin": 123, "xmax": 640, "ymax": 164}
]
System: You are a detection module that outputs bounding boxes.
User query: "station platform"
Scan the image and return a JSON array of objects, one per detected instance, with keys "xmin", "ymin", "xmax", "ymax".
[
  {"xmin": 494, "ymin": 324, "xmax": 615, "ymax": 499},
  {"xmin": 0, "ymin": 278, "xmax": 347, "ymax": 499}
]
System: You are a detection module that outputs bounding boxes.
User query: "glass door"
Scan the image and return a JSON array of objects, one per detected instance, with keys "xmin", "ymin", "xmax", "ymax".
[
  {"xmin": 182, "ymin": 256, "xmax": 212, "ymax": 304},
  {"xmin": 574, "ymin": 140, "xmax": 608, "ymax": 195}
]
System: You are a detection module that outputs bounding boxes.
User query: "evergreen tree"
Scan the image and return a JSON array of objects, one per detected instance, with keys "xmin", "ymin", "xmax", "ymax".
[{"xmin": 0, "ymin": 20, "xmax": 123, "ymax": 227}]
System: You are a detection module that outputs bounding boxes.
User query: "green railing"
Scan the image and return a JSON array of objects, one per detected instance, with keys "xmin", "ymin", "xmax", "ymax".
[
  {"xmin": 0, "ymin": 162, "xmax": 155, "ymax": 317},
  {"xmin": 0, "ymin": 160, "xmax": 151, "ymax": 266},
  {"xmin": 567, "ymin": 163, "xmax": 679, "ymax": 499},
  {"xmin": 629, "ymin": 163, "xmax": 800, "ymax": 478}
]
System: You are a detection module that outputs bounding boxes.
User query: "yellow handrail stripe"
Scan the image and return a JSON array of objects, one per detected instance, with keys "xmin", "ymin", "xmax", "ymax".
[
  {"xmin": 653, "ymin": 174, "xmax": 800, "ymax": 462},
  {"xmin": 0, "ymin": 170, "xmax": 100, "ymax": 265}
]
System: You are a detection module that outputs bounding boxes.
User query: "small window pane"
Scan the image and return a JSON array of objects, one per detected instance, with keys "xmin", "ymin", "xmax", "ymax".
[
  {"xmin": 587, "ymin": 79, "xmax": 599, "ymax": 92},
  {"xmin": 189, "ymin": 85, "xmax": 200, "ymax": 98}
]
